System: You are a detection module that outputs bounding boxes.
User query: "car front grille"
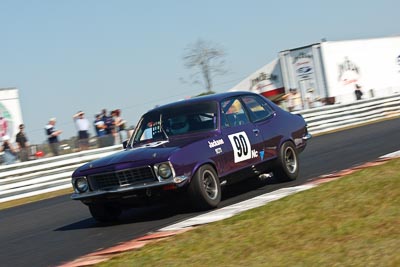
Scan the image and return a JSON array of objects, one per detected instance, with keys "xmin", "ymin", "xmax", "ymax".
[{"xmin": 88, "ymin": 166, "xmax": 158, "ymax": 190}]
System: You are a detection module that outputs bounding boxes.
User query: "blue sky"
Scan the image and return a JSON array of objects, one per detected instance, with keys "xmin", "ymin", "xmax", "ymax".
[{"xmin": 0, "ymin": 0, "xmax": 399, "ymax": 143}]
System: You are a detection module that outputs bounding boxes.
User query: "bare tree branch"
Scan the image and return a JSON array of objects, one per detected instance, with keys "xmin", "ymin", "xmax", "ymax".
[{"xmin": 182, "ymin": 39, "xmax": 227, "ymax": 93}]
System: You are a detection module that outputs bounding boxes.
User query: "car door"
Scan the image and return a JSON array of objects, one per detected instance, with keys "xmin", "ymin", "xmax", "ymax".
[
  {"xmin": 219, "ymin": 97, "xmax": 264, "ymax": 178},
  {"xmin": 240, "ymin": 95, "xmax": 280, "ymax": 162}
]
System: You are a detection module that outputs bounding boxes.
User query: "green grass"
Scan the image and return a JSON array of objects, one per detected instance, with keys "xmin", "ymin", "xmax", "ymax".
[{"xmin": 98, "ymin": 158, "xmax": 400, "ymax": 267}]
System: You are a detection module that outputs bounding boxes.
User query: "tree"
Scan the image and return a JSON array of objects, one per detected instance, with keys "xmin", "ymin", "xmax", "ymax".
[{"xmin": 182, "ymin": 39, "xmax": 227, "ymax": 94}]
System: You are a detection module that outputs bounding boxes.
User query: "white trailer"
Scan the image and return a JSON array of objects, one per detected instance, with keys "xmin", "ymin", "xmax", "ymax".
[
  {"xmin": 319, "ymin": 36, "xmax": 400, "ymax": 103},
  {"xmin": 231, "ymin": 36, "xmax": 400, "ymax": 108}
]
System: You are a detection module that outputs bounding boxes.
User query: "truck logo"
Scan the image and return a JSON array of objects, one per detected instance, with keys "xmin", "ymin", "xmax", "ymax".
[
  {"xmin": 338, "ymin": 57, "xmax": 360, "ymax": 83},
  {"xmin": 292, "ymin": 52, "xmax": 312, "ymax": 64},
  {"xmin": 251, "ymin": 72, "xmax": 278, "ymax": 87},
  {"xmin": 297, "ymin": 66, "xmax": 312, "ymax": 74}
]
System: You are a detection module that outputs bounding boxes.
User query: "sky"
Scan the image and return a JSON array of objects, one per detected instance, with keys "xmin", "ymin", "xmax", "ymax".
[{"xmin": 0, "ymin": 0, "xmax": 399, "ymax": 144}]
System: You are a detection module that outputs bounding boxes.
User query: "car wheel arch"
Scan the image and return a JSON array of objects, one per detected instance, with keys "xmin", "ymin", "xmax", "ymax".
[
  {"xmin": 278, "ymin": 138, "xmax": 296, "ymax": 150},
  {"xmin": 274, "ymin": 140, "xmax": 300, "ymax": 182},
  {"xmin": 189, "ymin": 160, "xmax": 220, "ymax": 184},
  {"xmin": 187, "ymin": 162, "xmax": 222, "ymax": 210}
]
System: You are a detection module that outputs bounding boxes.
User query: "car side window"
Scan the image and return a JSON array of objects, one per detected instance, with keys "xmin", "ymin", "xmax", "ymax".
[
  {"xmin": 242, "ymin": 95, "xmax": 274, "ymax": 122},
  {"xmin": 221, "ymin": 98, "xmax": 250, "ymax": 127}
]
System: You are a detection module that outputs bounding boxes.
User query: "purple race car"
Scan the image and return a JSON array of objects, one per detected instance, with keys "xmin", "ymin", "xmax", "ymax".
[{"xmin": 71, "ymin": 91, "xmax": 311, "ymax": 222}]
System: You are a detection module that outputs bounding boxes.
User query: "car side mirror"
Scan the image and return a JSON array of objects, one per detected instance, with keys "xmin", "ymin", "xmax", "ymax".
[{"xmin": 122, "ymin": 140, "xmax": 128, "ymax": 149}]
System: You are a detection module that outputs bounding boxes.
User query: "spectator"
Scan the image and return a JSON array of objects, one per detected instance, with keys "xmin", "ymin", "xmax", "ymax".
[
  {"xmin": 100, "ymin": 109, "xmax": 112, "ymax": 135},
  {"xmin": 100, "ymin": 109, "xmax": 115, "ymax": 146},
  {"xmin": 0, "ymin": 115, "xmax": 8, "ymax": 137},
  {"xmin": 286, "ymin": 88, "xmax": 302, "ymax": 112},
  {"xmin": 94, "ymin": 114, "xmax": 106, "ymax": 137},
  {"xmin": 355, "ymin": 84, "xmax": 363, "ymax": 100},
  {"xmin": 73, "ymin": 111, "xmax": 90, "ymax": 151},
  {"xmin": 1, "ymin": 135, "xmax": 17, "ymax": 165},
  {"xmin": 94, "ymin": 114, "xmax": 106, "ymax": 147},
  {"xmin": 112, "ymin": 109, "xmax": 128, "ymax": 143},
  {"xmin": 45, "ymin": 118, "xmax": 62, "ymax": 156},
  {"xmin": 305, "ymin": 88, "xmax": 315, "ymax": 109},
  {"xmin": 15, "ymin": 124, "xmax": 30, "ymax": 162}
]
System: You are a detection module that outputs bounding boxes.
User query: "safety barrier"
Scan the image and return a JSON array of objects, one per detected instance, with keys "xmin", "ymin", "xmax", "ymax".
[
  {"xmin": 1, "ymin": 93, "xmax": 400, "ymax": 203},
  {"xmin": 0, "ymin": 146, "xmax": 120, "ymax": 203},
  {"xmin": 296, "ymin": 94, "xmax": 400, "ymax": 135}
]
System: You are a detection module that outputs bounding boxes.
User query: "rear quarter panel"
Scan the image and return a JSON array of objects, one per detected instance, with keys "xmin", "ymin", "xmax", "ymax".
[{"xmin": 269, "ymin": 102, "xmax": 308, "ymax": 150}]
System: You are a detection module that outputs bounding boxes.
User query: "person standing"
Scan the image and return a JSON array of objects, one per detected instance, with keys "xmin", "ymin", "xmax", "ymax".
[
  {"xmin": 94, "ymin": 114, "xmax": 106, "ymax": 147},
  {"xmin": 100, "ymin": 109, "xmax": 115, "ymax": 146},
  {"xmin": 15, "ymin": 124, "xmax": 30, "ymax": 162},
  {"xmin": 354, "ymin": 84, "xmax": 363, "ymax": 100},
  {"xmin": 1, "ymin": 135, "xmax": 17, "ymax": 165},
  {"xmin": 112, "ymin": 109, "xmax": 128, "ymax": 143},
  {"xmin": 45, "ymin": 118, "xmax": 62, "ymax": 156},
  {"xmin": 73, "ymin": 111, "xmax": 90, "ymax": 150},
  {"xmin": 305, "ymin": 88, "xmax": 315, "ymax": 109},
  {"xmin": 286, "ymin": 88, "xmax": 302, "ymax": 112}
]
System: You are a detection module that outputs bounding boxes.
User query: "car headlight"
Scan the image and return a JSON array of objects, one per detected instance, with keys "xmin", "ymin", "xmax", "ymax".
[
  {"xmin": 74, "ymin": 177, "xmax": 89, "ymax": 193},
  {"xmin": 156, "ymin": 162, "xmax": 173, "ymax": 179}
]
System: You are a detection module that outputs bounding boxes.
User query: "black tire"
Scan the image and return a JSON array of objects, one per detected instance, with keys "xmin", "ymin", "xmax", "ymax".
[
  {"xmin": 274, "ymin": 142, "xmax": 299, "ymax": 182},
  {"xmin": 88, "ymin": 203, "xmax": 122, "ymax": 223},
  {"xmin": 188, "ymin": 164, "xmax": 221, "ymax": 210}
]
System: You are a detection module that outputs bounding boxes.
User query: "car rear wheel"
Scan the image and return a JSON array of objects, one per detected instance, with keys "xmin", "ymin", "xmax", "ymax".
[
  {"xmin": 188, "ymin": 164, "xmax": 221, "ymax": 210},
  {"xmin": 274, "ymin": 142, "xmax": 299, "ymax": 182},
  {"xmin": 88, "ymin": 203, "xmax": 122, "ymax": 223}
]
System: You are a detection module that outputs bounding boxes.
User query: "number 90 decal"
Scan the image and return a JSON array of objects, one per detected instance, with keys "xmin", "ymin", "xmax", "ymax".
[{"xmin": 228, "ymin": 131, "xmax": 251, "ymax": 163}]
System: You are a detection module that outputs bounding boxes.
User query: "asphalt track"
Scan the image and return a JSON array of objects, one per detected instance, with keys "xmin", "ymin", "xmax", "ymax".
[{"xmin": 0, "ymin": 118, "xmax": 399, "ymax": 267}]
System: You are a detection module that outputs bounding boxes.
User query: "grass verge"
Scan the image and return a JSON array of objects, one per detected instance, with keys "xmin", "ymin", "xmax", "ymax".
[{"xmin": 98, "ymin": 158, "xmax": 400, "ymax": 267}]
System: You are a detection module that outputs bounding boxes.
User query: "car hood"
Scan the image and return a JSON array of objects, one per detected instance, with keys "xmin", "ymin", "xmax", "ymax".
[{"xmin": 73, "ymin": 137, "xmax": 206, "ymax": 175}]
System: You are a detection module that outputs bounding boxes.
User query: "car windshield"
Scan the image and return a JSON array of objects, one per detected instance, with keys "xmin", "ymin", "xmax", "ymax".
[{"xmin": 131, "ymin": 101, "xmax": 218, "ymax": 144}]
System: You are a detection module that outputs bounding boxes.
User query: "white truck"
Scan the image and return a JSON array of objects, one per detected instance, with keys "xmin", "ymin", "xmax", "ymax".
[{"xmin": 231, "ymin": 36, "xmax": 400, "ymax": 107}]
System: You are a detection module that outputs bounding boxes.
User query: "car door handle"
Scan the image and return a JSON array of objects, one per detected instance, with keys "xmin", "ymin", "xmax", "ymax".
[{"xmin": 253, "ymin": 129, "xmax": 260, "ymax": 135}]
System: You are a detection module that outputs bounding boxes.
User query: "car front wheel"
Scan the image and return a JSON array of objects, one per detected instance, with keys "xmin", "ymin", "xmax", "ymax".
[
  {"xmin": 188, "ymin": 164, "xmax": 221, "ymax": 210},
  {"xmin": 88, "ymin": 203, "xmax": 122, "ymax": 223},
  {"xmin": 274, "ymin": 142, "xmax": 299, "ymax": 182}
]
